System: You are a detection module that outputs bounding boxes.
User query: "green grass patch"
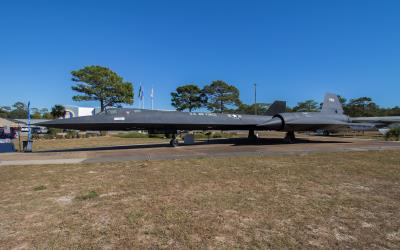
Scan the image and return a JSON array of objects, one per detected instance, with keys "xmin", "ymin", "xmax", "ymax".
[
  {"xmin": 75, "ymin": 190, "xmax": 98, "ymax": 200},
  {"xmin": 385, "ymin": 127, "xmax": 400, "ymax": 141},
  {"xmin": 33, "ymin": 185, "xmax": 47, "ymax": 191},
  {"xmin": 113, "ymin": 132, "xmax": 150, "ymax": 138},
  {"xmin": 127, "ymin": 211, "xmax": 145, "ymax": 225},
  {"xmin": 193, "ymin": 131, "xmax": 238, "ymax": 139}
]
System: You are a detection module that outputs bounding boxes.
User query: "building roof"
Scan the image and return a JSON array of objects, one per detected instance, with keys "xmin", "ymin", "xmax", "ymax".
[
  {"xmin": 14, "ymin": 119, "xmax": 50, "ymax": 125},
  {"xmin": 0, "ymin": 118, "xmax": 19, "ymax": 128}
]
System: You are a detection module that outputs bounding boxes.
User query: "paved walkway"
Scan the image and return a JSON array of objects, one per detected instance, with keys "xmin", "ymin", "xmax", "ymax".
[{"xmin": 1, "ymin": 136, "xmax": 399, "ymax": 166}]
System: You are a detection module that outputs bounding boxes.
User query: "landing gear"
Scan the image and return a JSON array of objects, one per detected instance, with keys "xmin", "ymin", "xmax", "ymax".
[
  {"xmin": 285, "ymin": 131, "xmax": 296, "ymax": 144},
  {"xmin": 248, "ymin": 129, "xmax": 258, "ymax": 141},
  {"xmin": 169, "ymin": 134, "xmax": 179, "ymax": 147}
]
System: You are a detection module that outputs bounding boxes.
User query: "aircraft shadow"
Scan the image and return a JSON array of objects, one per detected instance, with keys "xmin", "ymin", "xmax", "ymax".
[
  {"xmin": 38, "ymin": 142, "xmax": 172, "ymax": 153},
  {"xmin": 204, "ymin": 137, "xmax": 351, "ymax": 146},
  {"xmin": 37, "ymin": 137, "xmax": 350, "ymax": 153}
]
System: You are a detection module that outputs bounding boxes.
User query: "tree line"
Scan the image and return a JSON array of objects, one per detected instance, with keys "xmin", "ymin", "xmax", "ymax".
[
  {"xmin": 0, "ymin": 103, "xmax": 66, "ymax": 119},
  {"xmin": 170, "ymin": 82, "xmax": 400, "ymax": 117},
  {"xmin": 48, "ymin": 65, "xmax": 400, "ymax": 117},
  {"xmin": 1, "ymin": 65, "xmax": 399, "ymax": 119}
]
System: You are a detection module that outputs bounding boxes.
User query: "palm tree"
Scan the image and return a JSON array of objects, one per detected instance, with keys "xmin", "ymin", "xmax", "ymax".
[{"xmin": 51, "ymin": 105, "xmax": 66, "ymax": 119}]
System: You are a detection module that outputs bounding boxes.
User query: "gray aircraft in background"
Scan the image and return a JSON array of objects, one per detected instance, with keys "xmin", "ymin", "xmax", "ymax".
[
  {"xmin": 38, "ymin": 93, "xmax": 365, "ymax": 146},
  {"xmin": 350, "ymin": 116, "xmax": 400, "ymax": 134}
]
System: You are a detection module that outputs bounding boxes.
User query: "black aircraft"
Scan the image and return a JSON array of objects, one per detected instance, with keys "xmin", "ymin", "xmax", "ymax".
[
  {"xmin": 38, "ymin": 101, "xmax": 286, "ymax": 146},
  {"xmin": 38, "ymin": 93, "xmax": 364, "ymax": 146}
]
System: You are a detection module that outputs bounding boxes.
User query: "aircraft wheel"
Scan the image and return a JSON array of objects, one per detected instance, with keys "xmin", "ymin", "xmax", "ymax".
[
  {"xmin": 248, "ymin": 134, "xmax": 258, "ymax": 141},
  {"xmin": 248, "ymin": 130, "xmax": 258, "ymax": 141},
  {"xmin": 285, "ymin": 131, "xmax": 296, "ymax": 144},
  {"xmin": 170, "ymin": 138, "xmax": 179, "ymax": 147}
]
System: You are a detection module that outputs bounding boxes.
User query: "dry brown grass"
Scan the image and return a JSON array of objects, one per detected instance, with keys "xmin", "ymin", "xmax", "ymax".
[
  {"xmin": 1, "ymin": 151, "xmax": 400, "ymax": 249},
  {"xmin": 13, "ymin": 135, "xmax": 168, "ymax": 151},
  {"xmin": 13, "ymin": 131, "xmax": 383, "ymax": 152},
  {"xmin": 329, "ymin": 130, "xmax": 385, "ymax": 140}
]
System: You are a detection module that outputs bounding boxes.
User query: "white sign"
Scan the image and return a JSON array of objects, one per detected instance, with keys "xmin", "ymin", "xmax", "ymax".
[{"xmin": 113, "ymin": 117, "xmax": 125, "ymax": 121}]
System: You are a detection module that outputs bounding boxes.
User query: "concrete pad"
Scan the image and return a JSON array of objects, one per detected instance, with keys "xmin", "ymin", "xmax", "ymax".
[
  {"xmin": 1, "ymin": 136, "xmax": 399, "ymax": 166},
  {"xmin": 0, "ymin": 158, "xmax": 86, "ymax": 166}
]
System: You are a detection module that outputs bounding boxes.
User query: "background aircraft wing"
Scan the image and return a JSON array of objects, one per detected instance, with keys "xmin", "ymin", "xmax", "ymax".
[
  {"xmin": 351, "ymin": 116, "xmax": 400, "ymax": 125},
  {"xmin": 288, "ymin": 120, "xmax": 378, "ymax": 130},
  {"xmin": 258, "ymin": 117, "xmax": 378, "ymax": 131},
  {"xmin": 283, "ymin": 118, "xmax": 352, "ymax": 130}
]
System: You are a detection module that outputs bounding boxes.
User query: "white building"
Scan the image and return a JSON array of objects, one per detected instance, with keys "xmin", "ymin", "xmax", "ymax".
[{"xmin": 64, "ymin": 106, "xmax": 101, "ymax": 118}]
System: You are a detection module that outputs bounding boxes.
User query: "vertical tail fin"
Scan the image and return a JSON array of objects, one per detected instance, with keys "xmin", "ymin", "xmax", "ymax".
[
  {"xmin": 321, "ymin": 93, "xmax": 343, "ymax": 114},
  {"xmin": 266, "ymin": 101, "xmax": 286, "ymax": 115}
]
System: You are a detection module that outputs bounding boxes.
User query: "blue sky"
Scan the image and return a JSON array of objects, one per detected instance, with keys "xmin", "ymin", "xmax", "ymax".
[{"xmin": 1, "ymin": 0, "xmax": 399, "ymax": 110}]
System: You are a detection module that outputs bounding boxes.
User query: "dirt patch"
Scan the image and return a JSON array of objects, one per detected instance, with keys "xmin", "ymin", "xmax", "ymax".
[
  {"xmin": 14, "ymin": 135, "xmax": 167, "ymax": 152},
  {"xmin": 54, "ymin": 196, "xmax": 73, "ymax": 205}
]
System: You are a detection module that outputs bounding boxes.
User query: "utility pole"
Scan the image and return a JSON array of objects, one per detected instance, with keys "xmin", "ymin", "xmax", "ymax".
[{"xmin": 254, "ymin": 83, "xmax": 257, "ymax": 115}]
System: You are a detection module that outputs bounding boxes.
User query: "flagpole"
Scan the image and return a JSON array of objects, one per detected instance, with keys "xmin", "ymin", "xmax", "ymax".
[
  {"xmin": 150, "ymin": 86, "xmax": 154, "ymax": 110},
  {"xmin": 27, "ymin": 101, "xmax": 31, "ymax": 142},
  {"xmin": 142, "ymin": 86, "xmax": 145, "ymax": 109},
  {"xmin": 138, "ymin": 83, "xmax": 142, "ymax": 109}
]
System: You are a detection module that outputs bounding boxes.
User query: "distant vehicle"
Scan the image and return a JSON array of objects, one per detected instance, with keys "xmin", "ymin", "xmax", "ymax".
[
  {"xmin": 33, "ymin": 127, "xmax": 48, "ymax": 134},
  {"xmin": 0, "ymin": 127, "xmax": 18, "ymax": 139},
  {"xmin": 20, "ymin": 127, "xmax": 29, "ymax": 132},
  {"xmin": 20, "ymin": 126, "xmax": 48, "ymax": 134}
]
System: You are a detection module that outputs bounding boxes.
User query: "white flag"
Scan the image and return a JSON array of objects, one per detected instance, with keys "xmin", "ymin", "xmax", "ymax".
[{"xmin": 150, "ymin": 87, "xmax": 154, "ymax": 98}]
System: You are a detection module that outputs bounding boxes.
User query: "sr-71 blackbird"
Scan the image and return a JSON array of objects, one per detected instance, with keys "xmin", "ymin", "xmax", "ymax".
[{"xmin": 38, "ymin": 93, "xmax": 366, "ymax": 146}]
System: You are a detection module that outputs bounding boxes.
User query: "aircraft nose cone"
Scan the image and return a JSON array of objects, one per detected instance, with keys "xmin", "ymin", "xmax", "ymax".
[{"xmin": 258, "ymin": 117, "xmax": 283, "ymax": 130}]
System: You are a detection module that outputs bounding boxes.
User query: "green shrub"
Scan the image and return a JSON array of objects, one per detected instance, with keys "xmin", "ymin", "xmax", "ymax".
[
  {"xmin": 114, "ymin": 132, "xmax": 149, "ymax": 138},
  {"xmin": 194, "ymin": 132, "xmax": 209, "ymax": 139},
  {"xmin": 148, "ymin": 133, "xmax": 165, "ymax": 138},
  {"xmin": 65, "ymin": 130, "xmax": 78, "ymax": 139},
  {"xmin": 212, "ymin": 132, "xmax": 223, "ymax": 138},
  {"xmin": 385, "ymin": 127, "xmax": 400, "ymax": 141},
  {"xmin": 192, "ymin": 131, "xmax": 238, "ymax": 139},
  {"xmin": 212, "ymin": 132, "xmax": 237, "ymax": 138},
  {"xmin": 86, "ymin": 132, "xmax": 100, "ymax": 137},
  {"xmin": 56, "ymin": 134, "xmax": 65, "ymax": 139},
  {"xmin": 77, "ymin": 132, "xmax": 88, "ymax": 138},
  {"xmin": 31, "ymin": 134, "xmax": 40, "ymax": 140},
  {"xmin": 43, "ymin": 133, "xmax": 54, "ymax": 139},
  {"xmin": 47, "ymin": 128, "xmax": 62, "ymax": 137},
  {"xmin": 164, "ymin": 133, "xmax": 174, "ymax": 139}
]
